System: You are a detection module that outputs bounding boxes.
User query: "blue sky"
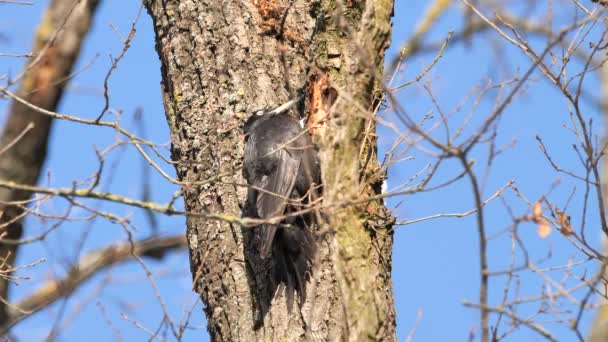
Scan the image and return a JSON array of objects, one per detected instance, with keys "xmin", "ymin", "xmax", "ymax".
[{"xmin": 0, "ymin": 1, "xmax": 604, "ymax": 341}]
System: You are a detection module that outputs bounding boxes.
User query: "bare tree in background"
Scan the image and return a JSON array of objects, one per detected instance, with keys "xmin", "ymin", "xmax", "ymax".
[
  {"xmin": 400, "ymin": 1, "xmax": 608, "ymax": 341},
  {"xmin": 0, "ymin": 0, "xmax": 100, "ymax": 325},
  {"xmin": 4, "ymin": 0, "xmax": 608, "ymax": 341},
  {"xmin": 0, "ymin": 1, "xmax": 189, "ymax": 338}
]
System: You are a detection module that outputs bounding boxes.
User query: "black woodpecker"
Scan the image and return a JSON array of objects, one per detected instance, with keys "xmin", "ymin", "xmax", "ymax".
[{"xmin": 242, "ymin": 97, "xmax": 321, "ymax": 312}]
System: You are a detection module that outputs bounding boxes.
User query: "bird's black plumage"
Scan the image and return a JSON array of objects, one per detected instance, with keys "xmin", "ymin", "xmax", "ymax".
[{"xmin": 242, "ymin": 105, "xmax": 320, "ymax": 312}]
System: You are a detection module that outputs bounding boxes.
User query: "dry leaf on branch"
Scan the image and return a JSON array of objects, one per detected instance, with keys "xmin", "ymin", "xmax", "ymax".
[
  {"xmin": 556, "ymin": 209, "xmax": 573, "ymax": 236},
  {"xmin": 531, "ymin": 200, "xmax": 551, "ymax": 238}
]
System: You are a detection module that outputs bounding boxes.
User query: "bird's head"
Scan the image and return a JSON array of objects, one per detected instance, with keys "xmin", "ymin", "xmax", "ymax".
[
  {"xmin": 243, "ymin": 96, "xmax": 304, "ymax": 138},
  {"xmin": 243, "ymin": 109, "xmax": 267, "ymax": 137}
]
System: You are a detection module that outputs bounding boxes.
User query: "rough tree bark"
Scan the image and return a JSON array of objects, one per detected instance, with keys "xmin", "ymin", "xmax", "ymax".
[
  {"xmin": 145, "ymin": 0, "xmax": 395, "ymax": 340},
  {"xmin": 0, "ymin": 0, "xmax": 99, "ymax": 326}
]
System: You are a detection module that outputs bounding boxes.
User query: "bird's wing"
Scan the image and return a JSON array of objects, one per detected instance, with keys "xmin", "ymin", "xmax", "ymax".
[
  {"xmin": 242, "ymin": 133, "xmax": 257, "ymax": 182},
  {"xmin": 258, "ymin": 148, "xmax": 300, "ymax": 257},
  {"xmin": 297, "ymin": 145, "xmax": 320, "ymax": 192},
  {"xmin": 243, "ymin": 175, "xmax": 265, "ymax": 219}
]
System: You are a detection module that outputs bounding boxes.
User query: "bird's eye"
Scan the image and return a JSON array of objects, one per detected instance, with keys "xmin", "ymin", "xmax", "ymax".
[{"xmin": 255, "ymin": 111, "xmax": 265, "ymax": 116}]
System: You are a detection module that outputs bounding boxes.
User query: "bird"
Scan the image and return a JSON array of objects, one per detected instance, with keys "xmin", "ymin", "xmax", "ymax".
[{"xmin": 242, "ymin": 97, "xmax": 321, "ymax": 312}]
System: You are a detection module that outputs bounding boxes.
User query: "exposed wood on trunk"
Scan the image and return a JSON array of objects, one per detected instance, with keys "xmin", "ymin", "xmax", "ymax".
[
  {"xmin": 145, "ymin": 0, "xmax": 395, "ymax": 340},
  {"xmin": 306, "ymin": 72, "xmax": 335, "ymax": 137},
  {"xmin": 0, "ymin": 0, "xmax": 100, "ymax": 326}
]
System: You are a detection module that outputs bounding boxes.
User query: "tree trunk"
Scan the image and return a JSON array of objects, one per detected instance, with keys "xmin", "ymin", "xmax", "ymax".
[
  {"xmin": 0, "ymin": 0, "xmax": 99, "ymax": 326},
  {"xmin": 588, "ymin": 46, "xmax": 608, "ymax": 342},
  {"xmin": 145, "ymin": 0, "xmax": 395, "ymax": 340}
]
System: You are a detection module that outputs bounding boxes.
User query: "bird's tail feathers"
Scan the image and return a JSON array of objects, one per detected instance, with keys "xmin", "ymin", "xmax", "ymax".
[{"xmin": 271, "ymin": 225, "xmax": 315, "ymax": 312}]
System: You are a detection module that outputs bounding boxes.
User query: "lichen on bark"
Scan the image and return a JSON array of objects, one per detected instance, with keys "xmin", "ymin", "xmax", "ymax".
[{"xmin": 310, "ymin": 1, "xmax": 395, "ymax": 338}]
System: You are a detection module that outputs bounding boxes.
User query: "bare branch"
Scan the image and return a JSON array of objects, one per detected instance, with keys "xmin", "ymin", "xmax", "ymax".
[{"xmin": 1, "ymin": 235, "xmax": 187, "ymax": 333}]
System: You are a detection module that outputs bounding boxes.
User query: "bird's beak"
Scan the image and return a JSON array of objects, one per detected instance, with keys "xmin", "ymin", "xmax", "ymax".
[{"xmin": 267, "ymin": 95, "xmax": 303, "ymax": 115}]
